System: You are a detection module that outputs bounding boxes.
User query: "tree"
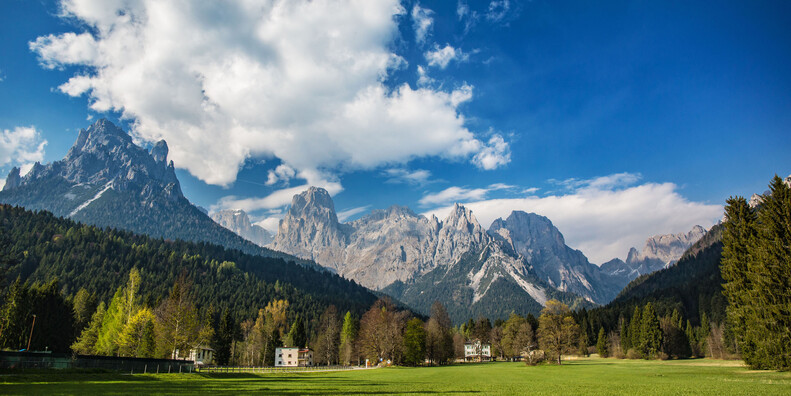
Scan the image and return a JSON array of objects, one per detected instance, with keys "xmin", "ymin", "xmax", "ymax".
[
  {"xmin": 489, "ymin": 326, "xmax": 504, "ymax": 360},
  {"xmin": 628, "ymin": 306, "xmax": 642, "ymax": 357},
  {"xmin": 95, "ymin": 287, "xmax": 126, "ymax": 356},
  {"xmin": 425, "ymin": 301, "xmax": 453, "ymax": 364},
  {"xmin": 537, "ymin": 300, "xmax": 580, "ymax": 365},
  {"xmin": 721, "ymin": 195, "xmax": 758, "ymax": 361},
  {"xmin": 117, "ymin": 307, "xmax": 157, "ymax": 358},
  {"xmin": 314, "ymin": 305, "xmax": 340, "ymax": 365},
  {"xmin": 639, "ymin": 303, "xmax": 662, "ymax": 359},
  {"xmin": 0, "ymin": 278, "xmax": 32, "ymax": 350},
  {"xmin": 285, "ymin": 314, "xmax": 307, "ymax": 348},
  {"xmin": 72, "ymin": 288, "xmax": 97, "ymax": 331},
  {"xmin": 358, "ymin": 299, "xmax": 407, "ymax": 363},
  {"xmin": 339, "ymin": 311, "xmax": 359, "ymax": 365},
  {"xmin": 214, "ymin": 309, "xmax": 235, "ymax": 365},
  {"xmin": 660, "ymin": 309, "xmax": 690, "ymax": 359},
  {"xmin": 619, "ymin": 316, "xmax": 630, "ymax": 354},
  {"xmin": 402, "ymin": 318, "xmax": 427, "ymax": 366},
  {"xmin": 72, "ymin": 302, "xmax": 106, "ymax": 354},
  {"xmin": 596, "ymin": 327, "xmax": 609, "ymax": 358},
  {"xmin": 155, "ymin": 272, "xmax": 201, "ymax": 359}
]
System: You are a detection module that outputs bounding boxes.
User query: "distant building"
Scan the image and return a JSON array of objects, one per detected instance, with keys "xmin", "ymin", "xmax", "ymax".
[
  {"xmin": 189, "ymin": 346, "xmax": 214, "ymax": 366},
  {"xmin": 275, "ymin": 347, "xmax": 313, "ymax": 367},
  {"xmin": 464, "ymin": 340, "xmax": 491, "ymax": 361}
]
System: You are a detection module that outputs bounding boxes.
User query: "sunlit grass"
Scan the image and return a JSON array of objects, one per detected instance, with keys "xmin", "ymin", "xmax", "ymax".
[{"xmin": 2, "ymin": 357, "xmax": 790, "ymax": 395}]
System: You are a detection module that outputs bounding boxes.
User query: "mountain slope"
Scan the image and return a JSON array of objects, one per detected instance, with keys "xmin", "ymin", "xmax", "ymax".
[
  {"xmin": 0, "ymin": 204, "xmax": 377, "ymax": 325},
  {"xmin": 488, "ymin": 211, "xmax": 623, "ymax": 304},
  {"xmin": 210, "ymin": 209, "xmax": 273, "ymax": 247},
  {"xmin": 272, "ymin": 188, "xmax": 592, "ymax": 322},
  {"xmin": 0, "ymin": 119, "xmax": 299, "ymax": 263}
]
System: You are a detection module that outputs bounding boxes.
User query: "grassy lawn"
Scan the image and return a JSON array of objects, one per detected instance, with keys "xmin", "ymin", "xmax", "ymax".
[{"xmin": 1, "ymin": 357, "xmax": 790, "ymax": 395}]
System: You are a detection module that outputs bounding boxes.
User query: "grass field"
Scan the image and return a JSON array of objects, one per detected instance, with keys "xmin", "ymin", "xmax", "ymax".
[{"xmin": 1, "ymin": 357, "xmax": 790, "ymax": 395}]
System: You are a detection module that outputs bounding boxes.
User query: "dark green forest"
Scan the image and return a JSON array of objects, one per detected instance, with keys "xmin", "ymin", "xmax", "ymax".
[{"xmin": 0, "ymin": 204, "xmax": 378, "ymax": 352}]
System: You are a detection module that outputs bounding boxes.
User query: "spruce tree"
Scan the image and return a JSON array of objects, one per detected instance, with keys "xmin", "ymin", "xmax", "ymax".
[
  {"xmin": 596, "ymin": 327, "xmax": 609, "ymax": 358},
  {"xmin": 639, "ymin": 303, "xmax": 662, "ymax": 359},
  {"xmin": 629, "ymin": 306, "xmax": 642, "ymax": 357},
  {"xmin": 620, "ymin": 316, "xmax": 630, "ymax": 354}
]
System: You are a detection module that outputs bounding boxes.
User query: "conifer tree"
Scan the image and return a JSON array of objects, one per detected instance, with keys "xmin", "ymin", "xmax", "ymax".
[
  {"xmin": 339, "ymin": 311, "xmax": 358, "ymax": 365},
  {"xmin": 639, "ymin": 303, "xmax": 662, "ymax": 359},
  {"xmin": 596, "ymin": 327, "xmax": 609, "ymax": 358},
  {"xmin": 72, "ymin": 302, "xmax": 106, "ymax": 354},
  {"xmin": 619, "ymin": 316, "xmax": 630, "ymax": 353},
  {"xmin": 628, "ymin": 306, "xmax": 642, "ymax": 356},
  {"xmin": 402, "ymin": 318, "xmax": 427, "ymax": 366}
]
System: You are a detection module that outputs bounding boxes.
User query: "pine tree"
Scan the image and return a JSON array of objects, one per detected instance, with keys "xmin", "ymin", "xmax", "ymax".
[
  {"xmin": 620, "ymin": 316, "xmax": 630, "ymax": 354},
  {"xmin": 752, "ymin": 176, "xmax": 791, "ymax": 369},
  {"xmin": 213, "ymin": 310, "xmax": 235, "ymax": 365},
  {"xmin": 596, "ymin": 327, "xmax": 609, "ymax": 358},
  {"xmin": 640, "ymin": 303, "xmax": 662, "ymax": 359},
  {"xmin": 286, "ymin": 314, "xmax": 307, "ymax": 348},
  {"xmin": 628, "ymin": 306, "xmax": 642, "ymax": 357}
]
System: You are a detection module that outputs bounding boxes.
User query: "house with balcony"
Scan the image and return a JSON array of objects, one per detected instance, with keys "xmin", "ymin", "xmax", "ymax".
[{"xmin": 275, "ymin": 347, "xmax": 313, "ymax": 367}]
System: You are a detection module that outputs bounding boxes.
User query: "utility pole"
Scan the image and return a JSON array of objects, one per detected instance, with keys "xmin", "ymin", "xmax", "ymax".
[{"xmin": 26, "ymin": 314, "xmax": 36, "ymax": 351}]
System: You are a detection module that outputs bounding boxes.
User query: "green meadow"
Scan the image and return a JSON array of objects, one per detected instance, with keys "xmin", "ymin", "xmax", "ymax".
[{"xmin": 2, "ymin": 358, "xmax": 789, "ymax": 395}]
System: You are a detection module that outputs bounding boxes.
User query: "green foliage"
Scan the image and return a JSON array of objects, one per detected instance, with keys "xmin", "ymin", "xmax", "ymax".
[
  {"xmin": 339, "ymin": 311, "xmax": 359, "ymax": 365},
  {"xmin": 639, "ymin": 303, "xmax": 662, "ymax": 358},
  {"xmin": 402, "ymin": 318, "xmax": 427, "ymax": 366},
  {"xmin": 596, "ymin": 327, "xmax": 609, "ymax": 358},
  {"xmin": 538, "ymin": 300, "xmax": 580, "ymax": 365},
  {"xmin": 72, "ymin": 302, "xmax": 105, "ymax": 355},
  {"xmin": 285, "ymin": 315, "xmax": 307, "ymax": 348},
  {"xmin": 213, "ymin": 310, "xmax": 236, "ymax": 365},
  {"xmin": 0, "ymin": 204, "xmax": 377, "ymax": 354},
  {"xmin": 721, "ymin": 176, "xmax": 791, "ymax": 370}
]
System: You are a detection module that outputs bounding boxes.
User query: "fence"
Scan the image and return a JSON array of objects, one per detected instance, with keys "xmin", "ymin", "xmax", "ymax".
[
  {"xmin": 0, "ymin": 351, "xmax": 195, "ymax": 373},
  {"xmin": 198, "ymin": 365, "xmax": 358, "ymax": 374}
]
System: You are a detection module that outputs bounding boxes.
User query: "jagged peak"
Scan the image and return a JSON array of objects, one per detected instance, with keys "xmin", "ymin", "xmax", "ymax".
[
  {"xmin": 287, "ymin": 186, "xmax": 338, "ymax": 221},
  {"xmin": 2, "ymin": 167, "xmax": 21, "ymax": 191},
  {"xmin": 151, "ymin": 139, "xmax": 169, "ymax": 164}
]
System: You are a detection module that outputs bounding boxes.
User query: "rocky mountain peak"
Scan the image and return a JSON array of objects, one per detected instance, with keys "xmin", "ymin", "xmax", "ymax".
[
  {"xmin": 2, "ymin": 167, "xmax": 21, "ymax": 192},
  {"xmin": 210, "ymin": 209, "xmax": 273, "ymax": 247},
  {"xmin": 151, "ymin": 140, "xmax": 169, "ymax": 164},
  {"xmin": 288, "ymin": 186, "xmax": 338, "ymax": 222}
]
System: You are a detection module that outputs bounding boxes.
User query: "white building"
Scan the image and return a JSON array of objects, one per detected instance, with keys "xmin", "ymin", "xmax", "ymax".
[
  {"xmin": 464, "ymin": 340, "xmax": 492, "ymax": 361},
  {"xmin": 188, "ymin": 346, "xmax": 214, "ymax": 366},
  {"xmin": 275, "ymin": 347, "xmax": 314, "ymax": 367}
]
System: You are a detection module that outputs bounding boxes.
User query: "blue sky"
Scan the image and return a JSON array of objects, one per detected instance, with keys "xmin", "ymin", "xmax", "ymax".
[{"xmin": 1, "ymin": 0, "xmax": 789, "ymax": 263}]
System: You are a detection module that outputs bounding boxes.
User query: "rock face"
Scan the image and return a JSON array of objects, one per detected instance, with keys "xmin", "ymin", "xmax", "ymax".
[
  {"xmin": 272, "ymin": 188, "xmax": 589, "ymax": 323},
  {"xmin": 0, "ymin": 119, "xmax": 299, "ymax": 262},
  {"xmin": 488, "ymin": 211, "xmax": 623, "ymax": 304},
  {"xmin": 210, "ymin": 209, "xmax": 273, "ymax": 247},
  {"xmin": 600, "ymin": 225, "xmax": 707, "ymax": 288}
]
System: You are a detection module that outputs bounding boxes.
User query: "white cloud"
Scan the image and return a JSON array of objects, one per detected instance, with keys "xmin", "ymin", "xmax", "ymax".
[
  {"xmin": 0, "ymin": 126, "xmax": 48, "ymax": 174},
  {"xmin": 419, "ymin": 183, "xmax": 511, "ymax": 206},
  {"xmin": 425, "ymin": 44, "xmax": 468, "ymax": 69},
  {"xmin": 411, "ymin": 3, "xmax": 434, "ymax": 44},
  {"xmin": 423, "ymin": 173, "xmax": 724, "ymax": 264},
  {"xmin": 337, "ymin": 205, "xmax": 371, "ymax": 222},
  {"xmin": 487, "ymin": 0, "xmax": 511, "ymax": 22},
  {"xmin": 212, "ymin": 169, "xmax": 342, "ymax": 213},
  {"xmin": 32, "ymin": 0, "xmax": 504, "ymax": 187},
  {"xmin": 254, "ymin": 216, "xmax": 282, "ymax": 234},
  {"xmin": 456, "ymin": 0, "xmax": 478, "ymax": 32},
  {"xmin": 472, "ymin": 134, "xmax": 510, "ymax": 170},
  {"xmin": 266, "ymin": 164, "xmax": 296, "ymax": 186},
  {"xmin": 416, "ymin": 65, "xmax": 434, "ymax": 87},
  {"xmin": 383, "ymin": 168, "xmax": 433, "ymax": 185}
]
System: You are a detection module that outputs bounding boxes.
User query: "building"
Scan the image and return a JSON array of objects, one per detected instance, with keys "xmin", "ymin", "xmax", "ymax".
[
  {"xmin": 464, "ymin": 340, "xmax": 492, "ymax": 361},
  {"xmin": 275, "ymin": 347, "xmax": 313, "ymax": 367},
  {"xmin": 188, "ymin": 346, "xmax": 214, "ymax": 366}
]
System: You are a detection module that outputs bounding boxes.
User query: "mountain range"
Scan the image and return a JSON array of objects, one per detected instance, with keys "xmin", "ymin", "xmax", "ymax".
[
  {"xmin": 0, "ymin": 119, "xmax": 708, "ymax": 323},
  {"xmin": 269, "ymin": 187, "xmax": 706, "ymax": 321}
]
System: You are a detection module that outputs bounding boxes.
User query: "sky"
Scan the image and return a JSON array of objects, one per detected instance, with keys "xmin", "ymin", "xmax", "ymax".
[{"xmin": 1, "ymin": 0, "xmax": 789, "ymax": 263}]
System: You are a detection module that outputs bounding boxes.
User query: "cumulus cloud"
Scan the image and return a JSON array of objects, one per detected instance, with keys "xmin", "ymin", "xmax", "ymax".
[
  {"xmin": 254, "ymin": 216, "xmax": 283, "ymax": 234},
  {"xmin": 423, "ymin": 173, "xmax": 724, "ymax": 264},
  {"xmin": 472, "ymin": 134, "xmax": 510, "ymax": 170},
  {"xmin": 419, "ymin": 183, "xmax": 513, "ymax": 206},
  {"xmin": 0, "ymin": 126, "xmax": 48, "ymax": 173},
  {"xmin": 212, "ymin": 169, "xmax": 342, "ymax": 213},
  {"xmin": 266, "ymin": 164, "xmax": 296, "ymax": 186},
  {"xmin": 425, "ymin": 44, "xmax": 469, "ymax": 69},
  {"xmin": 411, "ymin": 3, "xmax": 434, "ymax": 44},
  {"xmin": 383, "ymin": 168, "xmax": 434, "ymax": 185},
  {"xmin": 31, "ymin": 0, "xmax": 506, "ymax": 190}
]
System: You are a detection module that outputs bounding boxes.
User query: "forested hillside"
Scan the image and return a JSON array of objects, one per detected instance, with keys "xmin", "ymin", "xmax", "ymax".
[{"xmin": 0, "ymin": 204, "xmax": 378, "ymax": 349}]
